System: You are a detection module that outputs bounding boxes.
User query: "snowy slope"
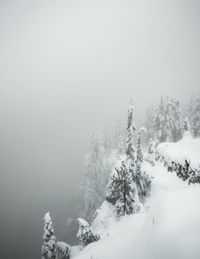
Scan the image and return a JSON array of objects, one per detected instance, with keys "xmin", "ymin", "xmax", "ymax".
[
  {"xmin": 157, "ymin": 135, "xmax": 200, "ymax": 170},
  {"xmin": 73, "ymin": 161, "xmax": 200, "ymax": 259}
]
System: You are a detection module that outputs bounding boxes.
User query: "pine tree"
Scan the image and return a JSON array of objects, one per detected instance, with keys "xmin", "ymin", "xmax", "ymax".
[
  {"xmin": 145, "ymin": 106, "xmax": 156, "ymax": 142},
  {"xmin": 77, "ymin": 218, "xmax": 99, "ymax": 247},
  {"xmin": 154, "ymin": 96, "xmax": 166, "ymax": 142},
  {"xmin": 183, "ymin": 117, "xmax": 192, "ymax": 137},
  {"xmin": 154, "ymin": 96, "xmax": 181, "ymax": 142},
  {"xmin": 126, "ymin": 99, "xmax": 136, "ymax": 160},
  {"xmin": 188, "ymin": 95, "xmax": 200, "ymax": 137},
  {"xmin": 125, "ymin": 99, "xmax": 138, "ymax": 187},
  {"xmin": 169, "ymin": 98, "xmax": 181, "ymax": 141},
  {"xmin": 112, "ymin": 119, "xmax": 126, "ymax": 157},
  {"xmin": 106, "ymin": 156, "xmax": 140, "ymax": 216},
  {"xmin": 105, "ymin": 99, "xmax": 143, "ymax": 216},
  {"xmin": 135, "ymin": 129, "xmax": 151, "ymax": 202},
  {"xmin": 80, "ymin": 131, "xmax": 116, "ymax": 221},
  {"xmin": 56, "ymin": 242, "xmax": 71, "ymax": 259},
  {"xmin": 41, "ymin": 212, "xmax": 57, "ymax": 259},
  {"xmin": 146, "ymin": 138, "xmax": 159, "ymax": 165}
]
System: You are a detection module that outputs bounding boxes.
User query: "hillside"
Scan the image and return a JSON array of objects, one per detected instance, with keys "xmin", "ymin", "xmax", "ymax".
[{"xmin": 73, "ymin": 137, "xmax": 200, "ymax": 259}]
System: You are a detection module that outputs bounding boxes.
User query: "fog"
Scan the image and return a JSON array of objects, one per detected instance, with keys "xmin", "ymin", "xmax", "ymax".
[{"xmin": 0, "ymin": 0, "xmax": 199, "ymax": 258}]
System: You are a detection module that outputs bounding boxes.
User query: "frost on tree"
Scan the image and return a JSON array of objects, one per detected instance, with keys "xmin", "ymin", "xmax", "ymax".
[
  {"xmin": 111, "ymin": 119, "xmax": 126, "ymax": 153},
  {"xmin": 106, "ymin": 157, "xmax": 140, "ymax": 216},
  {"xmin": 146, "ymin": 138, "xmax": 159, "ymax": 165},
  {"xmin": 135, "ymin": 129, "xmax": 151, "ymax": 203},
  {"xmin": 41, "ymin": 212, "xmax": 57, "ymax": 259},
  {"xmin": 126, "ymin": 99, "xmax": 136, "ymax": 160},
  {"xmin": 125, "ymin": 99, "xmax": 138, "ymax": 185},
  {"xmin": 183, "ymin": 117, "xmax": 192, "ymax": 137},
  {"xmin": 80, "ymin": 131, "xmax": 116, "ymax": 221},
  {"xmin": 154, "ymin": 96, "xmax": 181, "ymax": 143},
  {"xmin": 77, "ymin": 218, "xmax": 100, "ymax": 247},
  {"xmin": 56, "ymin": 242, "xmax": 71, "ymax": 259},
  {"xmin": 145, "ymin": 106, "xmax": 156, "ymax": 142},
  {"xmin": 188, "ymin": 95, "xmax": 200, "ymax": 137}
]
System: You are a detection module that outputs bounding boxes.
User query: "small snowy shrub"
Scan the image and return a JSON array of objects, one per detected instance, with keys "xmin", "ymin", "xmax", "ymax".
[
  {"xmin": 77, "ymin": 218, "xmax": 100, "ymax": 247},
  {"xmin": 56, "ymin": 242, "xmax": 71, "ymax": 259},
  {"xmin": 157, "ymin": 137, "xmax": 200, "ymax": 184}
]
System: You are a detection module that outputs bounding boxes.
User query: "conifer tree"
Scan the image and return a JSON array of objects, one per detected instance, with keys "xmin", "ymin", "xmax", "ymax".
[
  {"xmin": 135, "ymin": 129, "xmax": 151, "ymax": 202},
  {"xmin": 183, "ymin": 117, "xmax": 191, "ymax": 137},
  {"xmin": 154, "ymin": 96, "xmax": 181, "ymax": 142},
  {"xmin": 188, "ymin": 95, "xmax": 200, "ymax": 137},
  {"xmin": 135, "ymin": 130, "xmax": 143, "ymax": 184},
  {"xmin": 106, "ymin": 156, "xmax": 140, "ymax": 216},
  {"xmin": 77, "ymin": 218, "xmax": 99, "ymax": 247},
  {"xmin": 125, "ymin": 99, "xmax": 137, "ymax": 184},
  {"xmin": 80, "ymin": 131, "xmax": 116, "ymax": 221},
  {"xmin": 145, "ymin": 106, "xmax": 156, "ymax": 142},
  {"xmin": 41, "ymin": 212, "xmax": 57, "ymax": 259},
  {"xmin": 154, "ymin": 96, "xmax": 166, "ymax": 142},
  {"xmin": 126, "ymin": 99, "xmax": 136, "ymax": 160},
  {"xmin": 169, "ymin": 98, "xmax": 181, "ymax": 141},
  {"xmin": 112, "ymin": 119, "xmax": 126, "ymax": 151},
  {"xmin": 147, "ymin": 138, "xmax": 159, "ymax": 165},
  {"xmin": 56, "ymin": 242, "xmax": 71, "ymax": 259}
]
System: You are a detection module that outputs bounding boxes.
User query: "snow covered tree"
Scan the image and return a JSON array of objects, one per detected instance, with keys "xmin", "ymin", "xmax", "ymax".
[
  {"xmin": 169, "ymin": 98, "xmax": 182, "ymax": 141},
  {"xmin": 136, "ymin": 130, "xmax": 143, "ymax": 164},
  {"xmin": 154, "ymin": 96, "xmax": 181, "ymax": 142},
  {"xmin": 106, "ymin": 156, "xmax": 140, "ymax": 216},
  {"xmin": 183, "ymin": 117, "xmax": 190, "ymax": 132},
  {"xmin": 145, "ymin": 106, "xmax": 156, "ymax": 142},
  {"xmin": 126, "ymin": 99, "xmax": 136, "ymax": 160},
  {"xmin": 146, "ymin": 138, "xmax": 159, "ymax": 165},
  {"xmin": 56, "ymin": 242, "xmax": 71, "ymax": 259},
  {"xmin": 125, "ymin": 99, "xmax": 138, "ymax": 186},
  {"xmin": 41, "ymin": 212, "xmax": 57, "ymax": 259},
  {"xmin": 188, "ymin": 95, "xmax": 200, "ymax": 137},
  {"xmin": 77, "ymin": 218, "xmax": 100, "ymax": 247},
  {"xmin": 112, "ymin": 119, "xmax": 126, "ymax": 153},
  {"xmin": 154, "ymin": 96, "xmax": 166, "ymax": 142},
  {"xmin": 183, "ymin": 117, "xmax": 192, "ymax": 137},
  {"xmin": 80, "ymin": 131, "xmax": 117, "ymax": 221},
  {"xmin": 105, "ymin": 100, "xmax": 142, "ymax": 216},
  {"xmin": 135, "ymin": 129, "xmax": 151, "ymax": 203}
]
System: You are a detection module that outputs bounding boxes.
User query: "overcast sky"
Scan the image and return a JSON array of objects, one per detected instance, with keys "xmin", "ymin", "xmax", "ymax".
[{"xmin": 0, "ymin": 0, "xmax": 200, "ymax": 258}]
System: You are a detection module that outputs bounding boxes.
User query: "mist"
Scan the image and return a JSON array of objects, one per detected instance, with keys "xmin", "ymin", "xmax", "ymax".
[{"xmin": 0, "ymin": 0, "xmax": 199, "ymax": 258}]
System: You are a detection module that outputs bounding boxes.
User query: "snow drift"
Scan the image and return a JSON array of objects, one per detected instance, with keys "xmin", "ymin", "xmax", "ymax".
[
  {"xmin": 73, "ymin": 160, "xmax": 200, "ymax": 259},
  {"xmin": 157, "ymin": 135, "xmax": 200, "ymax": 170}
]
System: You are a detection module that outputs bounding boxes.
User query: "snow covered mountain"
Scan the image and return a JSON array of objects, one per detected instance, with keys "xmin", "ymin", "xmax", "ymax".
[{"xmin": 72, "ymin": 136, "xmax": 200, "ymax": 259}]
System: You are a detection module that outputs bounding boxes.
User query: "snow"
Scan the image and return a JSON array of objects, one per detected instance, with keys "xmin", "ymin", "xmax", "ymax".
[
  {"xmin": 77, "ymin": 218, "xmax": 89, "ymax": 228},
  {"xmin": 73, "ymin": 159, "xmax": 200, "ymax": 259},
  {"xmin": 44, "ymin": 212, "xmax": 51, "ymax": 223},
  {"xmin": 77, "ymin": 218, "xmax": 90, "ymax": 241},
  {"xmin": 142, "ymin": 186, "xmax": 200, "ymax": 259},
  {"xmin": 57, "ymin": 241, "xmax": 70, "ymax": 251},
  {"xmin": 157, "ymin": 135, "xmax": 200, "ymax": 170},
  {"xmin": 91, "ymin": 201, "xmax": 117, "ymax": 237},
  {"xmin": 70, "ymin": 246, "xmax": 82, "ymax": 257}
]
